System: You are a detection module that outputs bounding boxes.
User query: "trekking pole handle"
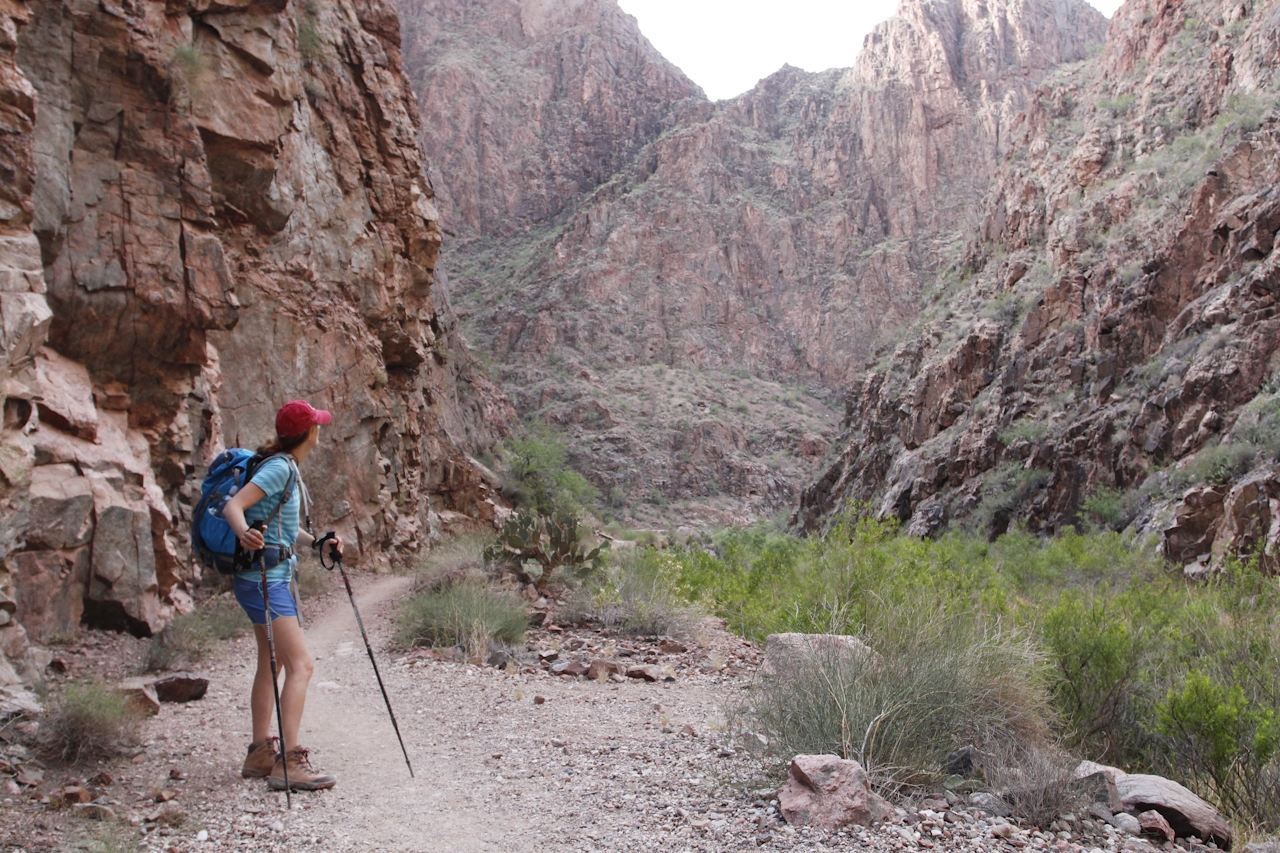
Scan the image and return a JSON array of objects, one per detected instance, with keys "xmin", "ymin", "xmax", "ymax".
[{"xmin": 314, "ymin": 531, "xmax": 341, "ymax": 570}]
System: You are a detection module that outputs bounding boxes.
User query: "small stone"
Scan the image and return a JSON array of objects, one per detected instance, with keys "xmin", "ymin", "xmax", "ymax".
[
  {"xmin": 132, "ymin": 753, "xmax": 147, "ymax": 764},
  {"xmin": 659, "ymin": 639, "xmax": 687, "ymax": 654},
  {"xmin": 626, "ymin": 665, "xmax": 661, "ymax": 682},
  {"xmin": 61, "ymin": 785, "xmax": 92, "ymax": 804},
  {"xmin": 1110, "ymin": 813, "xmax": 1141, "ymax": 835},
  {"xmin": 155, "ymin": 789, "xmax": 178, "ymax": 803},
  {"xmin": 74, "ymin": 803, "xmax": 117, "ymax": 821},
  {"xmin": 533, "ymin": 695, "xmax": 546, "ymax": 705},
  {"xmin": 153, "ymin": 673, "xmax": 209, "ymax": 703},
  {"xmin": 1137, "ymin": 809, "xmax": 1174, "ymax": 842},
  {"xmin": 678, "ymin": 724, "xmax": 697, "ymax": 737},
  {"xmin": 991, "ymin": 823, "xmax": 1018, "ymax": 839},
  {"xmin": 587, "ymin": 659, "xmax": 617, "ymax": 680},
  {"xmin": 270, "ymin": 820, "xmax": 284, "ymax": 832},
  {"xmin": 89, "ymin": 771, "xmax": 114, "ymax": 787},
  {"xmin": 196, "ymin": 829, "xmax": 209, "ymax": 842}
]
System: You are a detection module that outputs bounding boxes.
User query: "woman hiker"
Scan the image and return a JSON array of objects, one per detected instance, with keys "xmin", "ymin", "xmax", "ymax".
[{"xmin": 223, "ymin": 400, "xmax": 342, "ymax": 791}]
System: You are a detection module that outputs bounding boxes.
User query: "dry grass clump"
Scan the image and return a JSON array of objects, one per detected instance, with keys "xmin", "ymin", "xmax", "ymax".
[
  {"xmin": 412, "ymin": 532, "xmax": 493, "ymax": 591},
  {"xmin": 38, "ymin": 682, "xmax": 142, "ymax": 764},
  {"xmin": 396, "ymin": 577, "xmax": 527, "ymax": 657},
  {"xmin": 146, "ymin": 597, "xmax": 249, "ymax": 672},
  {"xmin": 751, "ymin": 600, "xmax": 1055, "ymax": 795},
  {"xmin": 986, "ymin": 743, "xmax": 1089, "ymax": 828}
]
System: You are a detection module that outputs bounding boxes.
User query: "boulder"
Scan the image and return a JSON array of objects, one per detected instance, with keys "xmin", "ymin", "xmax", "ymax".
[
  {"xmin": 152, "ymin": 673, "xmax": 209, "ymax": 703},
  {"xmin": 1164, "ymin": 485, "xmax": 1226, "ymax": 566},
  {"xmin": 1117, "ymin": 773, "xmax": 1232, "ymax": 849},
  {"xmin": 0, "ymin": 685, "xmax": 42, "ymax": 719},
  {"xmin": 116, "ymin": 679, "xmax": 160, "ymax": 716},
  {"xmin": 8, "ymin": 548, "xmax": 89, "ymax": 643},
  {"xmin": 1074, "ymin": 761, "xmax": 1232, "ymax": 848},
  {"xmin": 761, "ymin": 633, "xmax": 877, "ymax": 682},
  {"xmin": 777, "ymin": 754, "xmax": 893, "ymax": 829},
  {"xmin": 33, "ymin": 347, "xmax": 98, "ymax": 440},
  {"xmin": 1212, "ymin": 466, "xmax": 1280, "ymax": 573},
  {"xmin": 24, "ymin": 464, "xmax": 94, "ymax": 549}
]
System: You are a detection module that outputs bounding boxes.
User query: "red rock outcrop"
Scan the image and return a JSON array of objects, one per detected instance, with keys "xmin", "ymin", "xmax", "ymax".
[
  {"xmin": 400, "ymin": 0, "xmax": 703, "ymax": 238},
  {"xmin": 798, "ymin": 0, "xmax": 1280, "ymax": 569},
  {"xmin": 0, "ymin": 0, "xmax": 509, "ymax": 678},
  {"xmin": 400, "ymin": 0, "xmax": 1106, "ymax": 521}
]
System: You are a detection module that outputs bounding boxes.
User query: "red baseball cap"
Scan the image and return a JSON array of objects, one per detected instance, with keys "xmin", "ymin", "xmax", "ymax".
[{"xmin": 276, "ymin": 400, "xmax": 332, "ymax": 438}]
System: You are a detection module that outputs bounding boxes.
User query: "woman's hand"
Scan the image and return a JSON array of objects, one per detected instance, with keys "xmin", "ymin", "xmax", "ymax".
[
  {"xmin": 224, "ymin": 483, "xmax": 267, "ymax": 552},
  {"xmin": 322, "ymin": 534, "xmax": 343, "ymax": 560},
  {"xmin": 238, "ymin": 526, "xmax": 266, "ymax": 552}
]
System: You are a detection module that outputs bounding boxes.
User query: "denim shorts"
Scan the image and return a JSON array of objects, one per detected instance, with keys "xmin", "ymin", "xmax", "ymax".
[{"xmin": 233, "ymin": 575, "xmax": 298, "ymax": 625}]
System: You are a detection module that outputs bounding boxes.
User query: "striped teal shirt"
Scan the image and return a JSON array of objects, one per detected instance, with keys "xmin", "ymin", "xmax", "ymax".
[{"xmin": 237, "ymin": 455, "xmax": 300, "ymax": 583}]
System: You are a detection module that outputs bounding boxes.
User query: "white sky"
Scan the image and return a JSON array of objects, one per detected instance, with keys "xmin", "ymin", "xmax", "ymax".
[{"xmin": 617, "ymin": 0, "xmax": 1126, "ymax": 101}]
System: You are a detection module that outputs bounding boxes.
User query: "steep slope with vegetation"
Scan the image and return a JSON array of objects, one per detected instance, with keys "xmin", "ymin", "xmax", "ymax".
[
  {"xmin": 399, "ymin": 0, "xmax": 1107, "ymax": 525},
  {"xmin": 800, "ymin": 0, "xmax": 1280, "ymax": 577}
]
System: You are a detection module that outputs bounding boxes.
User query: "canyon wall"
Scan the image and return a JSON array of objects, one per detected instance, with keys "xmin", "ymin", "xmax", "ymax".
[
  {"xmin": 799, "ymin": 0, "xmax": 1280, "ymax": 573},
  {"xmin": 398, "ymin": 0, "xmax": 1106, "ymax": 525},
  {"xmin": 0, "ymin": 0, "xmax": 507, "ymax": 683}
]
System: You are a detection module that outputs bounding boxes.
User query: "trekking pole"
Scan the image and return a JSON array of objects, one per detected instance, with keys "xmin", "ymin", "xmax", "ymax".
[
  {"xmin": 316, "ymin": 532, "xmax": 414, "ymax": 778},
  {"xmin": 254, "ymin": 521, "xmax": 292, "ymax": 808}
]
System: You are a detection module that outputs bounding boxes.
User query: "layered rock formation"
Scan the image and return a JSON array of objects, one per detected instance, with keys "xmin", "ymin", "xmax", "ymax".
[
  {"xmin": 0, "ymin": 0, "xmax": 507, "ymax": 681},
  {"xmin": 799, "ymin": 0, "xmax": 1280, "ymax": 572},
  {"xmin": 399, "ymin": 0, "xmax": 1106, "ymax": 523}
]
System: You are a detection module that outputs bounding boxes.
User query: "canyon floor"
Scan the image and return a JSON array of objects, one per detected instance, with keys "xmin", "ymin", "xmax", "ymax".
[{"xmin": 3, "ymin": 575, "xmax": 1182, "ymax": 853}]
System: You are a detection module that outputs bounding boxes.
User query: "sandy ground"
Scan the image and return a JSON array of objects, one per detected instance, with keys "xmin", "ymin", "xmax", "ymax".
[{"xmin": 0, "ymin": 574, "xmax": 1196, "ymax": 853}]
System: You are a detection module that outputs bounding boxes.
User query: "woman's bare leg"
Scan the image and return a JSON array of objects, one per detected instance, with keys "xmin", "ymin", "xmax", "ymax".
[{"xmin": 249, "ymin": 617, "xmax": 314, "ymax": 748}]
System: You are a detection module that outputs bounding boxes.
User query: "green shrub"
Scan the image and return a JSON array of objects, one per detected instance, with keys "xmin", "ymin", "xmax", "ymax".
[
  {"xmin": 562, "ymin": 548, "xmax": 700, "ymax": 638},
  {"xmin": 1169, "ymin": 442, "xmax": 1259, "ymax": 490},
  {"xmin": 146, "ymin": 598, "xmax": 249, "ymax": 672},
  {"xmin": 484, "ymin": 509, "xmax": 608, "ymax": 592},
  {"xmin": 39, "ymin": 682, "xmax": 142, "ymax": 763},
  {"xmin": 1081, "ymin": 487, "xmax": 1127, "ymax": 530},
  {"xmin": 396, "ymin": 580, "xmax": 528, "ymax": 655},
  {"xmin": 501, "ymin": 422, "xmax": 598, "ymax": 514},
  {"xmin": 998, "ymin": 420, "xmax": 1051, "ymax": 445},
  {"xmin": 751, "ymin": 601, "xmax": 1054, "ymax": 792}
]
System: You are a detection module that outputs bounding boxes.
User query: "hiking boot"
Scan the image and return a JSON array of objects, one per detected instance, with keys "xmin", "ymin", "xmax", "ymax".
[
  {"xmin": 268, "ymin": 746, "xmax": 337, "ymax": 791},
  {"xmin": 241, "ymin": 738, "xmax": 279, "ymax": 779}
]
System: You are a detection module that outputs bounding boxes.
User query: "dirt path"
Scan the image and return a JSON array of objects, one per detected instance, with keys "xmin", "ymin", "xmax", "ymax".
[{"xmin": 120, "ymin": 575, "xmax": 769, "ymax": 853}]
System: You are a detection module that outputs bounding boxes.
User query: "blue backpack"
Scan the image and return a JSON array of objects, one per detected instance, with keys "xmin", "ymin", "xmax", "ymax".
[{"xmin": 192, "ymin": 449, "xmax": 296, "ymax": 575}]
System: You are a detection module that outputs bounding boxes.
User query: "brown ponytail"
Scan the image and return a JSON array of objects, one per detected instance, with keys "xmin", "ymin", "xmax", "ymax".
[{"xmin": 256, "ymin": 425, "xmax": 315, "ymax": 457}]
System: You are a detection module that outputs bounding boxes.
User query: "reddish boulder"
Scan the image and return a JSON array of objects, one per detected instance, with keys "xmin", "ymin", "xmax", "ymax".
[
  {"xmin": 1164, "ymin": 485, "xmax": 1226, "ymax": 567},
  {"xmin": 153, "ymin": 673, "xmax": 209, "ymax": 703},
  {"xmin": 777, "ymin": 754, "xmax": 892, "ymax": 829}
]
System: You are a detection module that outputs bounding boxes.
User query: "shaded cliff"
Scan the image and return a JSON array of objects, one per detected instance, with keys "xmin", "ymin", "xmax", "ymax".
[
  {"xmin": 0, "ymin": 0, "xmax": 509, "ymax": 682},
  {"xmin": 799, "ymin": 0, "xmax": 1280, "ymax": 573},
  {"xmin": 400, "ymin": 0, "xmax": 1107, "ymax": 524}
]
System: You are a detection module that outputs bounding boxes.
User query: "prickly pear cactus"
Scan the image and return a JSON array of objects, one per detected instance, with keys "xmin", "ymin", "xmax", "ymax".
[{"xmin": 484, "ymin": 510, "xmax": 609, "ymax": 591}]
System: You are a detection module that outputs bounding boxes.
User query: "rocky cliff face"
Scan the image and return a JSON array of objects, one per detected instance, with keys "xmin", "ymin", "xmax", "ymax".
[
  {"xmin": 400, "ymin": 0, "xmax": 1106, "ymax": 524},
  {"xmin": 799, "ymin": 0, "xmax": 1280, "ymax": 573},
  {"xmin": 0, "ymin": 0, "xmax": 507, "ymax": 682},
  {"xmin": 399, "ymin": 0, "xmax": 703, "ymax": 239}
]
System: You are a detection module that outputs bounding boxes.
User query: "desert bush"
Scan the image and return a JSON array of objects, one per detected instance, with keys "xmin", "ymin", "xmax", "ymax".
[
  {"xmin": 146, "ymin": 597, "xmax": 248, "ymax": 672},
  {"xmin": 751, "ymin": 600, "xmax": 1054, "ymax": 793},
  {"xmin": 968, "ymin": 463, "xmax": 1051, "ymax": 538},
  {"xmin": 561, "ymin": 548, "xmax": 699, "ymax": 638},
  {"xmin": 395, "ymin": 579, "xmax": 528, "ymax": 655},
  {"xmin": 39, "ymin": 682, "xmax": 141, "ymax": 763},
  {"xmin": 500, "ymin": 422, "xmax": 598, "ymax": 514},
  {"xmin": 998, "ymin": 419, "xmax": 1050, "ymax": 445},
  {"xmin": 1168, "ymin": 441, "xmax": 1260, "ymax": 490}
]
